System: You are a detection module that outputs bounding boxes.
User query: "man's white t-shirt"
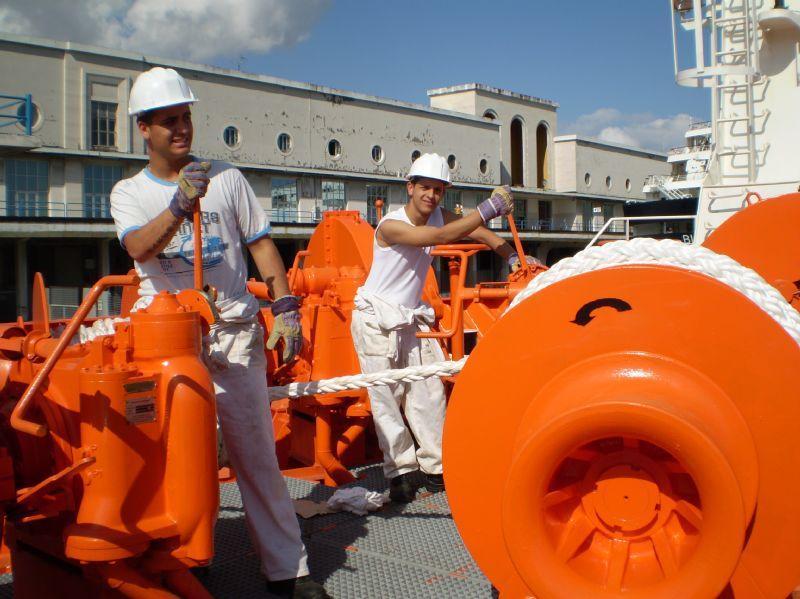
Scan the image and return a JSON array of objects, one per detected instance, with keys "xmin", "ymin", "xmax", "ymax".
[
  {"xmin": 110, "ymin": 160, "xmax": 271, "ymax": 321},
  {"xmin": 360, "ymin": 205, "xmax": 443, "ymax": 308}
]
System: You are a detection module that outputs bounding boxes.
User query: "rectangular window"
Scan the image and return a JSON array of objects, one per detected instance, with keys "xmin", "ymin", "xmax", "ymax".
[
  {"xmin": 271, "ymin": 178, "xmax": 298, "ymax": 221},
  {"xmin": 90, "ymin": 101, "xmax": 117, "ymax": 149},
  {"xmin": 513, "ymin": 198, "xmax": 527, "ymax": 227},
  {"xmin": 5, "ymin": 159, "xmax": 48, "ymax": 217},
  {"xmin": 366, "ymin": 184, "xmax": 389, "ymax": 224},
  {"xmin": 538, "ymin": 200, "xmax": 552, "ymax": 230},
  {"xmin": 443, "ymin": 190, "xmax": 461, "ymax": 213},
  {"xmin": 321, "ymin": 180, "xmax": 346, "ymax": 211},
  {"xmin": 83, "ymin": 163, "xmax": 123, "ymax": 218}
]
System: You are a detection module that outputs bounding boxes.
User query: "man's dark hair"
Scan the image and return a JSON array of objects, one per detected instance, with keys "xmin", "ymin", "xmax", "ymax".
[{"xmin": 136, "ymin": 111, "xmax": 154, "ymax": 125}]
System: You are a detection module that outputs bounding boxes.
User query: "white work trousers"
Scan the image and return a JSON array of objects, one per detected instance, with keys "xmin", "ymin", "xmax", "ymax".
[
  {"xmin": 210, "ymin": 320, "xmax": 309, "ymax": 581},
  {"xmin": 351, "ymin": 310, "xmax": 447, "ymax": 479}
]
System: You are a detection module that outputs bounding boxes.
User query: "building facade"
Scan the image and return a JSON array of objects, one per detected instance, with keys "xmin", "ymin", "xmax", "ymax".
[{"xmin": 0, "ymin": 34, "xmax": 670, "ymax": 321}]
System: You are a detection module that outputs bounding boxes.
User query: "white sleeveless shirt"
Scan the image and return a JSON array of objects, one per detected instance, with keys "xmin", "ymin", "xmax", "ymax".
[{"xmin": 361, "ymin": 205, "xmax": 444, "ymax": 308}]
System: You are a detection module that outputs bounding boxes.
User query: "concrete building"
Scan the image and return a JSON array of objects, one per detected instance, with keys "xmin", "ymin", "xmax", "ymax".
[{"xmin": 0, "ymin": 33, "xmax": 669, "ymax": 321}]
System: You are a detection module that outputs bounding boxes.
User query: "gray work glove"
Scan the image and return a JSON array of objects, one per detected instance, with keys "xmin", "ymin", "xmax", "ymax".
[
  {"xmin": 266, "ymin": 295, "xmax": 303, "ymax": 362},
  {"xmin": 477, "ymin": 185, "xmax": 514, "ymax": 222},
  {"xmin": 508, "ymin": 252, "xmax": 544, "ymax": 272},
  {"xmin": 168, "ymin": 161, "xmax": 211, "ymax": 219}
]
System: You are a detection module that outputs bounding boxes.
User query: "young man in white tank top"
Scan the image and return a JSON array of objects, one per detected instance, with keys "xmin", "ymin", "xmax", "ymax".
[{"xmin": 352, "ymin": 153, "xmax": 537, "ymax": 503}]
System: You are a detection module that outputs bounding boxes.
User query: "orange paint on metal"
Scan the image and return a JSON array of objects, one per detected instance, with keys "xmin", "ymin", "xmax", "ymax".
[
  {"xmin": 258, "ymin": 211, "xmax": 546, "ymax": 485},
  {"xmin": 445, "ymin": 257, "xmax": 800, "ymax": 598},
  {"xmin": 703, "ymin": 192, "xmax": 800, "ymax": 308},
  {"xmin": 0, "ymin": 272, "xmax": 219, "ymax": 594}
]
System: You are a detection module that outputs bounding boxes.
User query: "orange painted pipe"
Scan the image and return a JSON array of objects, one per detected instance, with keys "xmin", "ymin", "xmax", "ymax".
[
  {"xmin": 193, "ymin": 208, "xmax": 203, "ymax": 290},
  {"xmin": 10, "ymin": 274, "xmax": 138, "ymax": 437},
  {"xmin": 93, "ymin": 562, "xmax": 179, "ymax": 599},
  {"xmin": 315, "ymin": 409, "xmax": 356, "ymax": 485},
  {"xmin": 336, "ymin": 418, "xmax": 368, "ymax": 458}
]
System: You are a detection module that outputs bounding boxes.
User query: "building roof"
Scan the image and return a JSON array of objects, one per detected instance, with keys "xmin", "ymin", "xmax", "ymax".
[
  {"xmin": 553, "ymin": 134, "xmax": 667, "ymax": 160},
  {"xmin": 0, "ymin": 33, "xmax": 498, "ymax": 127},
  {"xmin": 427, "ymin": 83, "xmax": 558, "ymax": 109}
]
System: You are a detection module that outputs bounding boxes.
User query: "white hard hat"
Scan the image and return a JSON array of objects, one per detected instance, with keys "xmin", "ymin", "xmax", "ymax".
[
  {"xmin": 407, "ymin": 153, "xmax": 451, "ymax": 185},
  {"xmin": 128, "ymin": 67, "xmax": 198, "ymax": 116}
]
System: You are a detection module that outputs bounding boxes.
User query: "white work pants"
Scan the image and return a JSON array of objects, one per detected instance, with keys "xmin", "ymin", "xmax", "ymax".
[
  {"xmin": 211, "ymin": 320, "xmax": 309, "ymax": 581},
  {"xmin": 351, "ymin": 310, "xmax": 447, "ymax": 479}
]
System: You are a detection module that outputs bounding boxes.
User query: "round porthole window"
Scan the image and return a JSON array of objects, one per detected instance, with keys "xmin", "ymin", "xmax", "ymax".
[
  {"xmin": 447, "ymin": 154, "xmax": 457, "ymax": 171},
  {"xmin": 411, "ymin": 150, "xmax": 421, "ymax": 163},
  {"xmin": 371, "ymin": 145, "xmax": 384, "ymax": 164},
  {"xmin": 479, "ymin": 159, "xmax": 488, "ymax": 174},
  {"xmin": 277, "ymin": 132, "xmax": 292, "ymax": 154},
  {"xmin": 16, "ymin": 101, "xmax": 43, "ymax": 132},
  {"xmin": 606, "ymin": 176, "xmax": 612, "ymax": 189},
  {"xmin": 625, "ymin": 178, "xmax": 632, "ymax": 191},
  {"xmin": 223, "ymin": 125, "xmax": 239, "ymax": 149},
  {"xmin": 584, "ymin": 172, "xmax": 591, "ymax": 186}
]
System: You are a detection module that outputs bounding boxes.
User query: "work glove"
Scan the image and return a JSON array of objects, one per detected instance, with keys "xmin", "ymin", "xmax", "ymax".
[
  {"xmin": 477, "ymin": 185, "xmax": 514, "ymax": 222},
  {"xmin": 507, "ymin": 252, "xmax": 544, "ymax": 272},
  {"xmin": 267, "ymin": 295, "xmax": 303, "ymax": 362},
  {"xmin": 168, "ymin": 161, "xmax": 212, "ymax": 219}
]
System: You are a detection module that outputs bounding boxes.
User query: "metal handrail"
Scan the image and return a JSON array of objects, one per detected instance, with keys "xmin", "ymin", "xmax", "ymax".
[
  {"xmin": 668, "ymin": 143, "xmax": 712, "ymax": 155},
  {"xmin": 488, "ymin": 217, "xmax": 626, "ymax": 234},
  {"xmin": 688, "ymin": 120, "xmax": 712, "ymax": 130},
  {"xmin": 585, "ymin": 215, "xmax": 697, "ymax": 248}
]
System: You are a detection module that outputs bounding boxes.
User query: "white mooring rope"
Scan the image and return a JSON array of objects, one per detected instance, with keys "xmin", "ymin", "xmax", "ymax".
[{"xmin": 267, "ymin": 238, "xmax": 800, "ymax": 400}]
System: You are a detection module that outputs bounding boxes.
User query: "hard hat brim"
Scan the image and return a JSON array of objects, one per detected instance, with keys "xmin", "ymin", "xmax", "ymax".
[
  {"xmin": 406, "ymin": 174, "xmax": 453, "ymax": 187},
  {"xmin": 129, "ymin": 98, "xmax": 198, "ymax": 117}
]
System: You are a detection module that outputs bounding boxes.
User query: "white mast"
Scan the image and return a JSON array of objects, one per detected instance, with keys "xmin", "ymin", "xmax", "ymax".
[{"xmin": 669, "ymin": 0, "xmax": 800, "ymax": 242}]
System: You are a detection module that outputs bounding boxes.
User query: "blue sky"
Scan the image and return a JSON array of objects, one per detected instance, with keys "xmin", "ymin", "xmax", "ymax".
[
  {"xmin": 1, "ymin": 0, "xmax": 710, "ymax": 150},
  {"xmin": 218, "ymin": 1, "xmax": 708, "ymax": 127}
]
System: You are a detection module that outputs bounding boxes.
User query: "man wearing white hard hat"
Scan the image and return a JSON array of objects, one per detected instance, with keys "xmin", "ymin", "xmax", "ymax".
[
  {"xmin": 352, "ymin": 152, "xmax": 531, "ymax": 503},
  {"xmin": 110, "ymin": 67, "xmax": 329, "ymax": 599}
]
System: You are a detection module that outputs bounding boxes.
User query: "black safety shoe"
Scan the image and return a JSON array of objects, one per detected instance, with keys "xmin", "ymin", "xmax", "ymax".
[
  {"xmin": 266, "ymin": 575, "xmax": 331, "ymax": 599},
  {"xmin": 389, "ymin": 472, "xmax": 419, "ymax": 503},
  {"xmin": 423, "ymin": 472, "xmax": 445, "ymax": 492}
]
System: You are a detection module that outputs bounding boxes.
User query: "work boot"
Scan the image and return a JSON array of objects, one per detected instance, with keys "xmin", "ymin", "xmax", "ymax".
[
  {"xmin": 266, "ymin": 575, "xmax": 331, "ymax": 599},
  {"xmin": 423, "ymin": 472, "xmax": 445, "ymax": 492},
  {"xmin": 389, "ymin": 472, "xmax": 418, "ymax": 503}
]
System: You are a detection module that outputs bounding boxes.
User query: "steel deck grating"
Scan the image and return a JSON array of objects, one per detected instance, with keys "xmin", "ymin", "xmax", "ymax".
[{"xmin": 0, "ymin": 464, "xmax": 493, "ymax": 598}]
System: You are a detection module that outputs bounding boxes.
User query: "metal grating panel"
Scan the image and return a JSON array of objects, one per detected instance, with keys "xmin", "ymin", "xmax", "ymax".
[{"xmin": 1, "ymin": 464, "xmax": 494, "ymax": 598}]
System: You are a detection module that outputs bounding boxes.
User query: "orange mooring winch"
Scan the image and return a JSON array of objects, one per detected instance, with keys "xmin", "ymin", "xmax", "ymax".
[{"xmin": 444, "ymin": 193, "xmax": 800, "ymax": 598}]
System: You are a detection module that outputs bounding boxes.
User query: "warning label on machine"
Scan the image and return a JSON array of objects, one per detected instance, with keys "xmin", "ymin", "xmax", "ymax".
[{"xmin": 125, "ymin": 396, "xmax": 156, "ymax": 424}]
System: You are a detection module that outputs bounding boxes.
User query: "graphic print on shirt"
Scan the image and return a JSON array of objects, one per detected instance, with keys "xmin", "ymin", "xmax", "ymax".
[{"xmin": 157, "ymin": 210, "xmax": 228, "ymax": 275}]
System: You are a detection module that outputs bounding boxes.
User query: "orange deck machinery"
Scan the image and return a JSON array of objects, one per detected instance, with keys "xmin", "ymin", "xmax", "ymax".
[
  {"xmin": 0, "ymin": 274, "xmax": 218, "ymax": 598},
  {"xmin": 250, "ymin": 209, "xmax": 543, "ymax": 486},
  {"xmin": 444, "ymin": 194, "xmax": 800, "ymax": 598}
]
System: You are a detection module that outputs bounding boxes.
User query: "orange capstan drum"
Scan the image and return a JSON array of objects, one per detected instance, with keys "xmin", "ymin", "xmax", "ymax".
[{"xmin": 443, "ymin": 195, "xmax": 800, "ymax": 598}]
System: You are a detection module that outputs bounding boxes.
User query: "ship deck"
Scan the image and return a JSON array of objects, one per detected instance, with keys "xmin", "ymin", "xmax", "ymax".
[{"xmin": 0, "ymin": 465, "xmax": 493, "ymax": 598}]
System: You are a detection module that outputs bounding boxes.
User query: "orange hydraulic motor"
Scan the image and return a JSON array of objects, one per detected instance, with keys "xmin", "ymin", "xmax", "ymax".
[
  {"xmin": 0, "ymin": 277, "xmax": 218, "ymax": 598},
  {"xmin": 444, "ymin": 194, "xmax": 800, "ymax": 598}
]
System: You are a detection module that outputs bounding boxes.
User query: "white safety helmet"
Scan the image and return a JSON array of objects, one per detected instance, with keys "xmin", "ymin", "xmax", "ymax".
[
  {"xmin": 128, "ymin": 67, "xmax": 198, "ymax": 116},
  {"xmin": 407, "ymin": 153, "xmax": 451, "ymax": 185}
]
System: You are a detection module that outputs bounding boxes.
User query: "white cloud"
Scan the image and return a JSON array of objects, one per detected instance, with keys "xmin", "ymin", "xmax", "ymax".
[
  {"xmin": 562, "ymin": 108, "xmax": 697, "ymax": 152},
  {"xmin": 0, "ymin": 0, "xmax": 330, "ymax": 62}
]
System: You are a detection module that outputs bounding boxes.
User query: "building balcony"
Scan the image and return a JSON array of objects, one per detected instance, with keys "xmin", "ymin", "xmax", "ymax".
[
  {"xmin": 686, "ymin": 120, "xmax": 712, "ymax": 138},
  {"xmin": 667, "ymin": 143, "xmax": 712, "ymax": 163}
]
